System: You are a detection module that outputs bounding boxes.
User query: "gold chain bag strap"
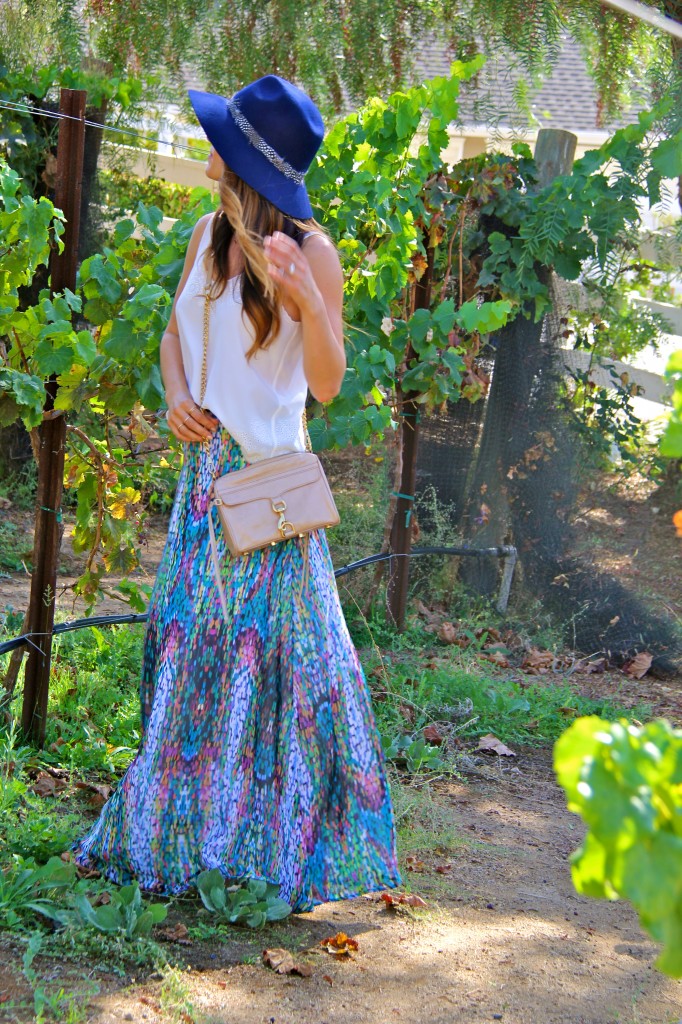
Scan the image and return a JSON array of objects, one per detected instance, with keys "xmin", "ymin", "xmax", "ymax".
[{"xmin": 200, "ymin": 292, "xmax": 339, "ymax": 621}]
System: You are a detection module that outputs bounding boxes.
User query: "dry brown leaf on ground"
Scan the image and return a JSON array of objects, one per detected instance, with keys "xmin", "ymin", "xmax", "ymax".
[
  {"xmin": 263, "ymin": 948, "xmax": 313, "ymax": 976},
  {"xmin": 437, "ymin": 621, "xmax": 459, "ymax": 644},
  {"xmin": 477, "ymin": 734, "xmax": 516, "ymax": 757},
  {"xmin": 30, "ymin": 772, "xmax": 67, "ymax": 797},
  {"xmin": 416, "ymin": 600, "xmax": 442, "ymax": 628},
  {"xmin": 623, "ymin": 651, "xmax": 653, "ymax": 679},
  {"xmin": 399, "ymin": 703, "xmax": 416, "ymax": 725},
  {"xmin": 139, "ymin": 996, "xmax": 161, "ymax": 1010},
  {"xmin": 74, "ymin": 780, "xmax": 113, "ymax": 807},
  {"xmin": 405, "ymin": 855, "xmax": 427, "ymax": 872},
  {"xmin": 380, "ymin": 891, "xmax": 428, "ymax": 910},
  {"xmin": 476, "ymin": 626, "xmax": 501, "ymax": 642},
  {"xmin": 521, "ymin": 649, "xmax": 555, "ymax": 673},
  {"xmin": 157, "ymin": 923, "xmax": 192, "ymax": 945},
  {"xmin": 400, "ymin": 893, "xmax": 428, "ymax": 908},
  {"xmin": 581, "ymin": 657, "xmax": 609, "ymax": 674},
  {"xmin": 320, "ymin": 932, "xmax": 359, "ymax": 957},
  {"xmin": 482, "ymin": 649, "xmax": 510, "ymax": 668},
  {"xmin": 423, "ymin": 724, "xmax": 445, "ymax": 745}
]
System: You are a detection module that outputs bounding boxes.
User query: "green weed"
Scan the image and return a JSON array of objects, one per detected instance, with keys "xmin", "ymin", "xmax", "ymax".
[
  {"xmin": 0, "ymin": 520, "xmax": 31, "ymax": 572},
  {"xmin": 38, "ymin": 624, "xmax": 145, "ymax": 776},
  {"xmin": 159, "ymin": 964, "xmax": 196, "ymax": 1024},
  {"xmin": 19, "ymin": 929, "xmax": 98, "ymax": 1022},
  {"xmin": 392, "ymin": 779, "xmax": 463, "ymax": 856},
  {"xmin": 376, "ymin": 654, "xmax": 643, "ymax": 749},
  {"xmin": 0, "ymin": 460, "xmax": 37, "ymax": 511},
  {"xmin": 196, "ymin": 871, "xmax": 291, "ymax": 928},
  {"xmin": 0, "ymin": 855, "xmax": 77, "ymax": 931}
]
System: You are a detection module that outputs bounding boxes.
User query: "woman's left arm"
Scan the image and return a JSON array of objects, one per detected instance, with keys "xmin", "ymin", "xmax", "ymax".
[{"xmin": 264, "ymin": 231, "xmax": 345, "ymax": 403}]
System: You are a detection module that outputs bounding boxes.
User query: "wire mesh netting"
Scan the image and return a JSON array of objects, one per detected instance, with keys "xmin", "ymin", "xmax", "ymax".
[{"xmin": 416, "ymin": 273, "xmax": 682, "ymax": 674}]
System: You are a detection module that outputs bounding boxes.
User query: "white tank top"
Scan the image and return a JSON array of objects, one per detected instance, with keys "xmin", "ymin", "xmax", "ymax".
[{"xmin": 175, "ymin": 217, "xmax": 308, "ymax": 464}]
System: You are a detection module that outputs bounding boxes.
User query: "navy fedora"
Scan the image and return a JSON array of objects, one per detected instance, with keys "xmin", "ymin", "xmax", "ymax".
[{"xmin": 188, "ymin": 75, "xmax": 324, "ymax": 220}]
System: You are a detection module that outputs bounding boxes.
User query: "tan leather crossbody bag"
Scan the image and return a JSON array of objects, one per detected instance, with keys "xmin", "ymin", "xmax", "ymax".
[{"xmin": 199, "ymin": 293, "xmax": 339, "ymax": 618}]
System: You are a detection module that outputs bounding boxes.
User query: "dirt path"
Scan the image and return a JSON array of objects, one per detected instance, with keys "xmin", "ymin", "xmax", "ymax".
[{"xmin": 2, "ymin": 751, "xmax": 680, "ymax": 1024}]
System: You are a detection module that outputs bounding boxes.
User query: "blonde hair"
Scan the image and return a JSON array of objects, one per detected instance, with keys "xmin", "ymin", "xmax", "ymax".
[{"xmin": 206, "ymin": 167, "xmax": 321, "ymax": 358}]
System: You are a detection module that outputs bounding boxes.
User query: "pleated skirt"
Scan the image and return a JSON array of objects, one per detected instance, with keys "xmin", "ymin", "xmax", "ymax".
[{"xmin": 71, "ymin": 428, "xmax": 401, "ymax": 910}]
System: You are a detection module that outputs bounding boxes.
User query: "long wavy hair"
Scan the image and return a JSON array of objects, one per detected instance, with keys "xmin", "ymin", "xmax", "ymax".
[{"xmin": 205, "ymin": 166, "xmax": 322, "ymax": 358}]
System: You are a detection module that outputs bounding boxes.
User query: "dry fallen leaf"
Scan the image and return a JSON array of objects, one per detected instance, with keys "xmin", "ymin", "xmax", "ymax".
[
  {"xmin": 405, "ymin": 855, "xmax": 426, "ymax": 872},
  {"xmin": 158, "ymin": 922, "xmax": 192, "ymax": 945},
  {"xmin": 437, "ymin": 621, "xmax": 458, "ymax": 644},
  {"xmin": 401, "ymin": 893, "xmax": 428, "ymax": 908},
  {"xmin": 483, "ymin": 649, "xmax": 510, "ymax": 668},
  {"xmin": 423, "ymin": 724, "xmax": 445, "ymax": 746},
  {"xmin": 30, "ymin": 772, "xmax": 67, "ymax": 798},
  {"xmin": 74, "ymin": 780, "xmax": 113, "ymax": 808},
  {"xmin": 320, "ymin": 932, "xmax": 359, "ymax": 957},
  {"xmin": 435, "ymin": 864, "xmax": 452, "ymax": 874},
  {"xmin": 476, "ymin": 734, "xmax": 516, "ymax": 757},
  {"xmin": 623, "ymin": 651, "xmax": 653, "ymax": 679},
  {"xmin": 415, "ymin": 600, "xmax": 441, "ymax": 627},
  {"xmin": 380, "ymin": 891, "xmax": 428, "ymax": 910},
  {"xmin": 521, "ymin": 649, "xmax": 554, "ymax": 673},
  {"xmin": 263, "ymin": 948, "xmax": 313, "ymax": 975},
  {"xmin": 139, "ymin": 996, "xmax": 161, "ymax": 1010}
]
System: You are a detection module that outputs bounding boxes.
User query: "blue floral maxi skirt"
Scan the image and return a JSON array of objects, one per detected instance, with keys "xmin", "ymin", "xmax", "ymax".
[{"xmin": 71, "ymin": 429, "xmax": 401, "ymax": 910}]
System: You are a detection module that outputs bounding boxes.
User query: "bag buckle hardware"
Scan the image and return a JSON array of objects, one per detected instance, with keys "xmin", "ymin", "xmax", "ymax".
[{"xmin": 272, "ymin": 499, "xmax": 295, "ymax": 539}]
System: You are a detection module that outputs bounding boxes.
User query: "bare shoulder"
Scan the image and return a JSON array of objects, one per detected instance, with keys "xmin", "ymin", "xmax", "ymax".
[
  {"xmin": 301, "ymin": 230, "xmax": 338, "ymax": 257},
  {"xmin": 183, "ymin": 211, "xmax": 216, "ymax": 266},
  {"xmin": 191, "ymin": 210, "xmax": 216, "ymax": 242},
  {"xmin": 301, "ymin": 231, "xmax": 342, "ymax": 281}
]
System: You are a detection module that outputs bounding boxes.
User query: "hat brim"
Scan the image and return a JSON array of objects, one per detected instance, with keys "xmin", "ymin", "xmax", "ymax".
[{"xmin": 188, "ymin": 89, "xmax": 314, "ymax": 220}]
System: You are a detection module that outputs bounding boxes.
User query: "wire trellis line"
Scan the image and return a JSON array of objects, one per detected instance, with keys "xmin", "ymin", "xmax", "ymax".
[
  {"xmin": 0, "ymin": 544, "xmax": 518, "ymax": 657},
  {"xmin": 0, "ymin": 99, "xmax": 210, "ymax": 157}
]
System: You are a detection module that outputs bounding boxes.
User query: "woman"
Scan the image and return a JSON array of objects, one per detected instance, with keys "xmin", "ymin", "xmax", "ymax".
[{"xmin": 72, "ymin": 75, "xmax": 401, "ymax": 912}]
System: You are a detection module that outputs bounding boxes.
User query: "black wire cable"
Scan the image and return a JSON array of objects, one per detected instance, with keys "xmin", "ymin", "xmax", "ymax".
[
  {"xmin": 0, "ymin": 545, "xmax": 516, "ymax": 656},
  {"xmin": 0, "ymin": 99, "xmax": 210, "ymax": 157}
]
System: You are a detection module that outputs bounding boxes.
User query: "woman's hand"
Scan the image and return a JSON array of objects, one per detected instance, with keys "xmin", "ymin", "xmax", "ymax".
[
  {"xmin": 166, "ymin": 393, "xmax": 219, "ymax": 443},
  {"xmin": 263, "ymin": 231, "xmax": 346, "ymax": 403},
  {"xmin": 263, "ymin": 231, "xmax": 321, "ymax": 317}
]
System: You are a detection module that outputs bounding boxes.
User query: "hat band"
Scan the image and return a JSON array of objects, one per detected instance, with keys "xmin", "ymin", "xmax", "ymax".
[{"xmin": 226, "ymin": 98, "xmax": 306, "ymax": 186}]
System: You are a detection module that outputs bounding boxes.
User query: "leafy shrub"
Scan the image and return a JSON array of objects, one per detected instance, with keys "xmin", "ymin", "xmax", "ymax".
[
  {"xmin": 0, "ymin": 855, "xmax": 77, "ymax": 930},
  {"xmin": 99, "ymin": 169, "xmax": 212, "ymax": 221},
  {"xmin": 554, "ymin": 716, "xmax": 682, "ymax": 978},
  {"xmin": 196, "ymin": 870, "xmax": 291, "ymax": 928},
  {"xmin": 65, "ymin": 883, "xmax": 167, "ymax": 938},
  {"xmin": 381, "ymin": 732, "xmax": 446, "ymax": 773}
]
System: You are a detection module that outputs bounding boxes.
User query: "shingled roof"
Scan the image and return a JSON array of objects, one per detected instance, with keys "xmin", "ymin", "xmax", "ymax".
[{"xmin": 414, "ymin": 32, "xmax": 644, "ymax": 134}]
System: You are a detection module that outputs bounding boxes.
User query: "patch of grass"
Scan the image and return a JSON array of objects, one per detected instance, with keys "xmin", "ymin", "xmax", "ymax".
[
  {"xmin": 159, "ymin": 964, "xmax": 196, "ymax": 1023},
  {"xmin": 366, "ymin": 642, "xmax": 646, "ymax": 754},
  {"xmin": 34, "ymin": 624, "xmax": 146, "ymax": 777},
  {"xmin": 392, "ymin": 779, "xmax": 464, "ymax": 856},
  {"xmin": 0, "ymin": 520, "xmax": 32, "ymax": 572},
  {"xmin": 0, "ymin": 460, "xmax": 37, "ymax": 512}
]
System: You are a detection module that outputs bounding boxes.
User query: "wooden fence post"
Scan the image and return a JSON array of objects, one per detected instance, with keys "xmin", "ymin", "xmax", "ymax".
[
  {"xmin": 387, "ymin": 235, "xmax": 434, "ymax": 629},
  {"xmin": 21, "ymin": 88, "xmax": 86, "ymax": 747}
]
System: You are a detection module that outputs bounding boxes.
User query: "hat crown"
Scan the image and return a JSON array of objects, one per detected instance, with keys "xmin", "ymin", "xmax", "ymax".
[
  {"xmin": 234, "ymin": 75, "xmax": 324, "ymax": 175},
  {"xmin": 188, "ymin": 75, "xmax": 324, "ymax": 218}
]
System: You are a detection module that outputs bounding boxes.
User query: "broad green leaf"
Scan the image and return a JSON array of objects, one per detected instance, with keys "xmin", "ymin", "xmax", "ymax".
[{"xmin": 650, "ymin": 131, "xmax": 682, "ymax": 180}]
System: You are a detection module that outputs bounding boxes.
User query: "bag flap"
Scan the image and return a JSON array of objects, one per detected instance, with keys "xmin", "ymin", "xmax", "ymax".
[{"xmin": 213, "ymin": 456, "xmax": 326, "ymax": 508}]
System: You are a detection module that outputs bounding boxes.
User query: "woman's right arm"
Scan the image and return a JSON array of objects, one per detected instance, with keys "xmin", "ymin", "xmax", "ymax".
[{"xmin": 161, "ymin": 212, "xmax": 219, "ymax": 442}]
